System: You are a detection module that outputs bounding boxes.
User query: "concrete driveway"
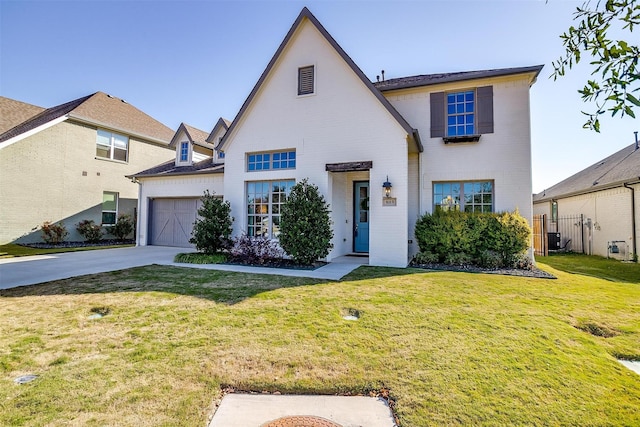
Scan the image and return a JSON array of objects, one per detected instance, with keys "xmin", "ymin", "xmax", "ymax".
[{"xmin": 0, "ymin": 246, "xmax": 184, "ymax": 290}]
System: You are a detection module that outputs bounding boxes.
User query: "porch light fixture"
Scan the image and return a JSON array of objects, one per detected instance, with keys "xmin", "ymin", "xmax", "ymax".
[{"xmin": 382, "ymin": 176, "xmax": 392, "ymax": 198}]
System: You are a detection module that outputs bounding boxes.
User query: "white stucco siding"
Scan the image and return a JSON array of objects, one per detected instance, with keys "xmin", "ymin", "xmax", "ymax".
[
  {"xmin": 384, "ymin": 75, "xmax": 534, "ymax": 225},
  {"xmin": 549, "ymin": 186, "xmax": 638, "ymax": 258},
  {"xmin": 222, "ymin": 19, "xmax": 411, "ymax": 267},
  {"xmin": 136, "ymin": 174, "xmax": 224, "ymax": 246},
  {"xmin": 407, "ymin": 153, "xmax": 420, "ymax": 258}
]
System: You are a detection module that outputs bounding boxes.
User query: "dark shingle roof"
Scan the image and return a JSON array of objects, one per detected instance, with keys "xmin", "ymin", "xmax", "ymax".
[
  {"xmin": 373, "ymin": 65, "xmax": 544, "ymax": 92},
  {"xmin": 533, "ymin": 142, "xmax": 640, "ymax": 202},
  {"xmin": 0, "ymin": 92, "xmax": 174, "ymax": 145},
  {"xmin": 128, "ymin": 158, "xmax": 224, "ymax": 179},
  {"xmin": 0, "ymin": 97, "xmax": 45, "ymax": 134}
]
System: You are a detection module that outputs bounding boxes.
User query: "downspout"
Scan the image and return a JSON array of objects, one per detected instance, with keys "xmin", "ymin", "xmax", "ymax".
[
  {"xmin": 623, "ymin": 181, "xmax": 638, "ymax": 262},
  {"xmin": 624, "ymin": 131, "xmax": 639, "ymax": 262}
]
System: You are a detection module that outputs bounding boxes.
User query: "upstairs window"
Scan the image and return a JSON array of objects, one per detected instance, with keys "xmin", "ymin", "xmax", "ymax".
[
  {"xmin": 179, "ymin": 142, "xmax": 189, "ymax": 162},
  {"xmin": 96, "ymin": 129, "xmax": 128, "ymax": 161},
  {"xmin": 430, "ymin": 86, "xmax": 493, "ymax": 140},
  {"xmin": 247, "ymin": 150, "xmax": 296, "ymax": 171},
  {"xmin": 447, "ymin": 91, "xmax": 475, "ymax": 136},
  {"xmin": 298, "ymin": 65, "xmax": 314, "ymax": 95}
]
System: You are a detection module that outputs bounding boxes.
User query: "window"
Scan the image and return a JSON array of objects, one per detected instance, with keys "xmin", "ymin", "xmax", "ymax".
[
  {"xmin": 218, "ymin": 151, "xmax": 225, "ymax": 159},
  {"xmin": 179, "ymin": 142, "xmax": 189, "ymax": 162},
  {"xmin": 430, "ymin": 86, "xmax": 493, "ymax": 138},
  {"xmin": 298, "ymin": 65, "xmax": 314, "ymax": 95},
  {"xmin": 433, "ymin": 181, "xmax": 493, "ymax": 213},
  {"xmin": 551, "ymin": 200, "xmax": 558, "ymax": 223},
  {"xmin": 102, "ymin": 191, "xmax": 118, "ymax": 225},
  {"xmin": 247, "ymin": 150, "xmax": 296, "ymax": 171},
  {"xmin": 447, "ymin": 91, "xmax": 475, "ymax": 136},
  {"xmin": 247, "ymin": 180, "xmax": 295, "ymax": 238},
  {"xmin": 96, "ymin": 129, "xmax": 128, "ymax": 161}
]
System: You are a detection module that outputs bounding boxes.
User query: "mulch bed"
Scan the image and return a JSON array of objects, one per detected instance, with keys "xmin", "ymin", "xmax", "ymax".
[
  {"xmin": 410, "ymin": 261, "xmax": 556, "ymax": 279},
  {"xmin": 20, "ymin": 240, "xmax": 135, "ymax": 249},
  {"xmin": 223, "ymin": 255, "xmax": 327, "ymax": 271}
]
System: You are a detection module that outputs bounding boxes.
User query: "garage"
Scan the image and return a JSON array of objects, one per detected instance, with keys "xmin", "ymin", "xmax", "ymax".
[{"xmin": 148, "ymin": 198, "xmax": 202, "ymax": 247}]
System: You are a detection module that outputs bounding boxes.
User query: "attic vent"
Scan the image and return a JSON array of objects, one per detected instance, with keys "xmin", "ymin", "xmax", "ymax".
[
  {"xmin": 298, "ymin": 65, "xmax": 314, "ymax": 95},
  {"xmin": 121, "ymin": 99, "xmax": 127, "ymax": 104},
  {"xmin": 107, "ymin": 94, "xmax": 113, "ymax": 98}
]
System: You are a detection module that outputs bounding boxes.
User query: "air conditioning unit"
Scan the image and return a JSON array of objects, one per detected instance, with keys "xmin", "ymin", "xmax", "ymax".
[{"xmin": 547, "ymin": 232, "xmax": 561, "ymax": 250}]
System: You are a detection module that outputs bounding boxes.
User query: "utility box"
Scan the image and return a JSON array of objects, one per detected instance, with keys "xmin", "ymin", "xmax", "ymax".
[{"xmin": 547, "ymin": 232, "xmax": 561, "ymax": 250}]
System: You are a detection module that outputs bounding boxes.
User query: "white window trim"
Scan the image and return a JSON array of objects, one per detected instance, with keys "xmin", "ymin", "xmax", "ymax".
[
  {"xmin": 176, "ymin": 140, "xmax": 191, "ymax": 165},
  {"xmin": 102, "ymin": 191, "xmax": 119, "ymax": 226},
  {"xmin": 96, "ymin": 129, "xmax": 129, "ymax": 162}
]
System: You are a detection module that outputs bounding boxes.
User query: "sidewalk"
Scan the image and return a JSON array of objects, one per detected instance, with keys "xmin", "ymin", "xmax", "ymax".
[{"xmin": 0, "ymin": 246, "xmax": 366, "ymax": 289}]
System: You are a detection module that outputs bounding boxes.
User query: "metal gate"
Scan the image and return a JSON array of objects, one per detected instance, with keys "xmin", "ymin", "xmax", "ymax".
[{"xmin": 533, "ymin": 214, "xmax": 586, "ymax": 256}]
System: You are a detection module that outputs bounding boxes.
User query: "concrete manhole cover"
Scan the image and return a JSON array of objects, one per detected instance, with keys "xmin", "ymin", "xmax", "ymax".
[{"xmin": 261, "ymin": 416, "xmax": 343, "ymax": 427}]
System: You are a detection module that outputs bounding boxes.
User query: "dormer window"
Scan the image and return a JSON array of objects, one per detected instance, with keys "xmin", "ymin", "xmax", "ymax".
[
  {"xmin": 179, "ymin": 142, "xmax": 189, "ymax": 162},
  {"xmin": 298, "ymin": 65, "xmax": 314, "ymax": 95}
]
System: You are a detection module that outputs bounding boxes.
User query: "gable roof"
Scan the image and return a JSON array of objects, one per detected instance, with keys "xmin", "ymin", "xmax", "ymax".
[
  {"xmin": 206, "ymin": 117, "xmax": 231, "ymax": 147},
  {"xmin": 218, "ymin": 7, "xmax": 422, "ymax": 153},
  {"xmin": 170, "ymin": 122, "xmax": 214, "ymax": 149},
  {"xmin": 533, "ymin": 142, "xmax": 640, "ymax": 202},
  {"xmin": 127, "ymin": 158, "xmax": 224, "ymax": 179},
  {"xmin": 374, "ymin": 65, "xmax": 544, "ymax": 92},
  {"xmin": 0, "ymin": 92, "xmax": 174, "ymax": 145},
  {"xmin": 0, "ymin": 97, "xmax": 45, "ymax": 134}
]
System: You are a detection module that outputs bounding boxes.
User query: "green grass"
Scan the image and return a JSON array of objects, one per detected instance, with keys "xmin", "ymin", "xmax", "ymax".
[
  {"xmin": 0, "ymin": 262, "xmax": 638, "ymax": 426},
  {"xmin": 174, "ymin": 252, "xmax": 227, "ymax": 264},
  {"xmin": 541, "ymin": 252, "xmax": 640, "ymax": 283},
  {"xmin": 0, "ymin": 243, "xmax": 134, "ymax": 258}
]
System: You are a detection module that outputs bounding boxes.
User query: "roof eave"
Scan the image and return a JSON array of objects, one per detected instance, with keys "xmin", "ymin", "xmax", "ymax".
[
  {"xmin": 534, "ymin": 177, "xmax": 640, "ymax": 202},
  {"xmin": 218, "ymin": 7, "xmax": 421, "ymax": 153},
  {"xmin": 68, "ymin": 114, "xmax": 171, "ymax": 146}
]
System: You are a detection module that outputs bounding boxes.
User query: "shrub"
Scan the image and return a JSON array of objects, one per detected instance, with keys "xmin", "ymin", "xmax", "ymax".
[
  {"xmin": 189, "ymin": 191, "xmax": 233, "ymax": 254},
  {"xmin": 40, "ymin": 221, "xmax": 68, "ymax": 244},
  {"xmin": 413, "ymin": 251, "xmax": 439, "ymax": 264},
  {"xmin": 230, "ymin": 234, "xmax": 283, "ymax": 264},
  {"xmin": 279, "ymin": 178, "xmax": 333, "ymax": 265},
  {"xmin": 108, "ymin": 214, "xmax": 135, "ymax": 241},
  {"xmin": 76, "ymin": 220, "xmax": 103, "ymax": 243},
  {"xmin": 414, "ymin": 209, "xmax": 532, "ymax": 268},
  {"xmin": 444, "ymin": 252, "xmax": 473, "ymax": 266}
]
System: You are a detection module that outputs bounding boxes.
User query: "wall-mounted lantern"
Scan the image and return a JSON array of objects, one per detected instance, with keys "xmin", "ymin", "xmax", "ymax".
[{"xmin": 382, "ymin": 176, "xmax": 392, "ymax": 198}]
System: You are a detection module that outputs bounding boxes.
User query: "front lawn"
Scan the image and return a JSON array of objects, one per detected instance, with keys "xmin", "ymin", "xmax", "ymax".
[
  {"xmin": 0, "ymin": 263, "xmax": 638, "ymax": 426},
  {"xmin": 540, "ymin": 252, "xmax": 640, "ymax": 283},
  {"xmin": 0, "ymin": 243, "xmax": 134, "ymax": 258}
]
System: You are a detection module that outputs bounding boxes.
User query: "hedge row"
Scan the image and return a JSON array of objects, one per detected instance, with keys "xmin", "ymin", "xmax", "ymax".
[{"xmin": 414, "ymin": 209, "xmax": 531, "ymax": 268}]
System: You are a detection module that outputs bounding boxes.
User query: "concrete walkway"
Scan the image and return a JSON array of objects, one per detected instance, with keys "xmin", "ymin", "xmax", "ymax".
[
  {"xmin": 209, "ymin": 394, "xmax": 396, "ymax": 427},
  {"xmin": 0, "ymin": 246, "xmax": 365, "ymax": 290}
]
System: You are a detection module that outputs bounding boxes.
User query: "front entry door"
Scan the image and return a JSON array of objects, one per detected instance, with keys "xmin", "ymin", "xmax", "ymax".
[{"xmin": 354, "ymin": 181, "xmax": 370, "ymax": 253}]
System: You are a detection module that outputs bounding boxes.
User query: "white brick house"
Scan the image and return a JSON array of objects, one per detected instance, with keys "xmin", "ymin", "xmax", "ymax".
[{"xmin": 132, "ymin": 8, "xmax": 542, "ymax": 267}]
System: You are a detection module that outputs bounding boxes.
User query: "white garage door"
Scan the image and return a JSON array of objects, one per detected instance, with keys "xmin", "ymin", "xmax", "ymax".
[{"xmin": 149, "ymin": 198, "xmax": 202, "ymax": 247}]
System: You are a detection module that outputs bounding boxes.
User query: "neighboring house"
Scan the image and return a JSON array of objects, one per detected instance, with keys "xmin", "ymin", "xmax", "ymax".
[
  {"xmin": 0, "ymin": 92, "xmax": 175, "ymax": 244},
  {"xmin": 128, "ymin": 121, "xmax": 226, "ymax": 247},
  {"xmin": 533, "ymin": 138, "xmax": 640, "ymax": 260},
  {"xmin": 131, "ymin": 7, "xmax": 542, "ymax": 267}
]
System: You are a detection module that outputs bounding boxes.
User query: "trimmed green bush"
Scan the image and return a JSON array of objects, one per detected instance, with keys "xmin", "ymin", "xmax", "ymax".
[
  {"xmin": 279, "ymin": 178, "xmax": 333, "ymax": 265},
  {"xmin": 189, "ymin": 191, "xmax": 233, "ymax": 254},
  {"xmin": 414, "ymin": 209, "xmax": 531, "ymax": 268}
]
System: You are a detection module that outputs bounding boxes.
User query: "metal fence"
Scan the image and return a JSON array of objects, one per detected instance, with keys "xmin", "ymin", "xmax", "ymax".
[{"xmin": 533, "ymin": 214, "xmax": 585, "ymax": 256}]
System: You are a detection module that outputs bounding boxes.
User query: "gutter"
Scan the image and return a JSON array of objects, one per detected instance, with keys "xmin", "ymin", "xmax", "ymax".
[{"xmin": 623, "ymin": 180, "xmax": 639, "ymax": 262}]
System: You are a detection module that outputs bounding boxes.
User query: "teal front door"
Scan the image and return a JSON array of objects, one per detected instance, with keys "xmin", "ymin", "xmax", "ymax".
[{"xmin": 354, "ymin": 181, "xmax": 370, "ymax": 253}]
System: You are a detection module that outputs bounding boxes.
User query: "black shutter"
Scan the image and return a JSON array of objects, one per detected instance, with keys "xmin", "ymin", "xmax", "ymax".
[
  {"xmin": 430, "ymin": 92, "xmax": 445, "ymax": 138},
  {"xmin": 477, "ymin": 86, "xmax": 494, "ymax": 134}
]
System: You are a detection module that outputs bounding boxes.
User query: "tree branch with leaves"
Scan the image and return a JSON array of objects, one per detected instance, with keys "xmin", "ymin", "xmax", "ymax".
[{"xmin": 552, "ymin": 0, "xmax": 639, "ymax": 132}]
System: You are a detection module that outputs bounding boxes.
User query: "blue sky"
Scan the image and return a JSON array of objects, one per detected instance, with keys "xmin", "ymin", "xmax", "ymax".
[{"xmin": 1, "ymin": 0, "xmax": 637, "ymax": 193}]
